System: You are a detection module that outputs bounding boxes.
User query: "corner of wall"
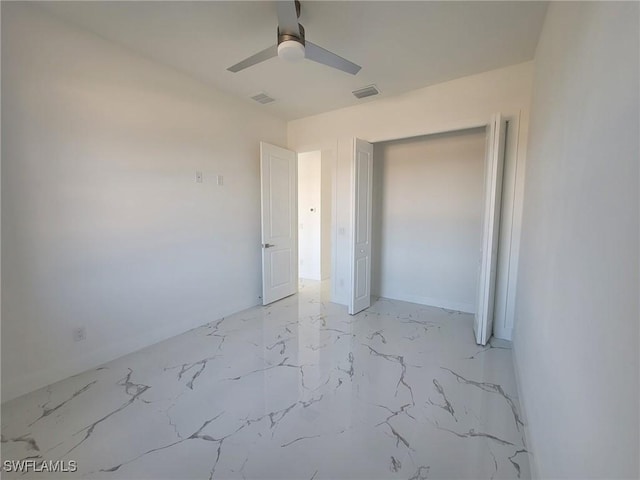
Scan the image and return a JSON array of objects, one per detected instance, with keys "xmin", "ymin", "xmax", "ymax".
[{"xmin": 510, "ymin": 344, "xmax": 541, "ymax": 479}]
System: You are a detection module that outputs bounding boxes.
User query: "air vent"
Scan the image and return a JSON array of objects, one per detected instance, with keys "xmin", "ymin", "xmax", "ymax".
[
  {"xmin": 352, "ymin": 85, "xmax": 380, "ymax": 99},
  {"xmin": 251, "ymin": 92, "xmax": 275, "ymax": 104}
]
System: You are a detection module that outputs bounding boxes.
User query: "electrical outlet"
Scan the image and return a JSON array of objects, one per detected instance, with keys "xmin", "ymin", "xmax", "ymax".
[
  {"xmin": 195, "ymin": 171, "xmax": 203, "ymax": 183},
  {"xmin": 73, "ymin": 327, "xmax": 86, "ymax": 342}
]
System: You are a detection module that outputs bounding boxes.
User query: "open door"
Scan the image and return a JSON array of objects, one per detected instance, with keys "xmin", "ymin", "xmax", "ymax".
[
  {"xmin": 474, "ymin": 114, "xmax": 507, "ymax": 345},
  {"xmin": 260, "ymin": 142, "xmax": 297, "ymax": 305},
  {"xmin": 349, "ymin": 138, "xmax": 374, "ymax": 315}
]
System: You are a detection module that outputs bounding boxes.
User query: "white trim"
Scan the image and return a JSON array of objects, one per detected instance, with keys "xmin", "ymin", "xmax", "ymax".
[
  {"xmin": 367, "ymin": 119, "xmax": 488, "ymax": 144},
  {"xmin": 377, "ymin": 292, "xmax": 475, "ymax": 314}
]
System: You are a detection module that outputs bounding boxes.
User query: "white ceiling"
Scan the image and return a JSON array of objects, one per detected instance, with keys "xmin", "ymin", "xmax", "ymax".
[{"xmin": 38, "ymin": 1, "xmax": 548, "ymax": 120}]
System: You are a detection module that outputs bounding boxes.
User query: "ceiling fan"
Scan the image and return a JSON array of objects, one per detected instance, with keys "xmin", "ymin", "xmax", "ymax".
[{"xmin": 227, "ymin": 0, "xmax": 361, "ymax": 75}]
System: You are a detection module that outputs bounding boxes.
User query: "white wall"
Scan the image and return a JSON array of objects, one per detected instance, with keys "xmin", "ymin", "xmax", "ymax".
[
  {"xmin": 513, "ymin": 2, "xmax": 639, "ymax": 478},
  {"xmin": 371, "ymin": 129, "xmax": 485, "ymax": 312},
  {"xmin": 289, "ymin": 62, "xmax": 533, "ymax": 339},
  {"xmin": 1, "ymin": 3, "xmax": 287, "ymax": 402},
  {"xmin": 298, "ymin": 151, "xmax": 322, "ymax": 280}
]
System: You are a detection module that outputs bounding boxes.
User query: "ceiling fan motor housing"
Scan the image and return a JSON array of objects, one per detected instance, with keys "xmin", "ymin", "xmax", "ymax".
[{"xmin": 277, "ymin": 24, "xmax": 305, "ymax": 62}]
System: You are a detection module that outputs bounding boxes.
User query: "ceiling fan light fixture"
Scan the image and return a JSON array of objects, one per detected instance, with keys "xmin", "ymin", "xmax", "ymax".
[
  {"xmin": 227, "ymin": 1, "xmax": 361, "ymax": 75},
  {"xmin": 278, "ymin": 40, "xmax": 305, "ymax": 62}
]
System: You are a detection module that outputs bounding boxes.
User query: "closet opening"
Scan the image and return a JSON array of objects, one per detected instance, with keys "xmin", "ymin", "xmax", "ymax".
[{"xmin": 371, "ymin": 127, "xmax": 487, "ymax": 314}]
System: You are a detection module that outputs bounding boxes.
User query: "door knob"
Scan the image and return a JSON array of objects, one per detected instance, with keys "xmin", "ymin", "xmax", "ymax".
[{"xmin": 263, "ymin": 243, "xmax": 275, "ymax": 248}]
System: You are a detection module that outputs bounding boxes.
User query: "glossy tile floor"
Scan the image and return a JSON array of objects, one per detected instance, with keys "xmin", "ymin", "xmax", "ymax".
[{"xmin": 2, "ymin": 281, "xmax": 530, "ymax": 479}]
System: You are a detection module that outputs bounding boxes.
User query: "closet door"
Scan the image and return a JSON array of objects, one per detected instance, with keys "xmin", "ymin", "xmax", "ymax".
[
  {"xmin": 474, "ymin": 114, "xmax": 506, "ymax": 345},
  {"xmin": 349, "ymin": 138, "xmax": 374, "ymax": 315}
]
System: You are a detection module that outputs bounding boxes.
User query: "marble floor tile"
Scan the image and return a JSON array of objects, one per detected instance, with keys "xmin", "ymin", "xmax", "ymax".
[{"xmin": 1, "ymin": 281, "xmax": 531, "ymax": 479}]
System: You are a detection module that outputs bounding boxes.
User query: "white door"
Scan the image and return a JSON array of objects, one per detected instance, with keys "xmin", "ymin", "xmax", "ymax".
[
  {"xmin": 474, "ymin": 114, "xmax": 507, "ymax": 345},
  {"xmin": 349, "ymin": 138, "xmax": 374, "ymax": 315},
  {"xmin": 260, "ymin": 142, "xmax": 297, "ymax": 305}
]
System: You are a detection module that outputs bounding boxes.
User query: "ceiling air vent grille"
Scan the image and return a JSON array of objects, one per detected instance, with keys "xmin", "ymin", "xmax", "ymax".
[
  {"xmin": 352, "ymin": 85, "xmax": 380, "ymax": 99},
  {"xmin": 251, "ymin": 92, "xmax": 275, "ymax": 104}
]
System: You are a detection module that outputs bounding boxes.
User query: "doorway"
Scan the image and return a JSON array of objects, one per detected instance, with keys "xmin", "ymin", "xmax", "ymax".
[{"xmin": 297, "ymin": 151, "xmax": 332, "ymax": 290}]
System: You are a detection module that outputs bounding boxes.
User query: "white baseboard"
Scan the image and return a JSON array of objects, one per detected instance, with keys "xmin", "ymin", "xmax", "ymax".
[
  {"xmin": 377, "ymin": 291, "xmax": 475, "ymax": 313},
  {"xmin": 493, "ymin": 326, "xmax": 513, "ymax": 341},
  {"xmin": 299, "ymin": 273, "xmax": 322, "ymax": 281}
]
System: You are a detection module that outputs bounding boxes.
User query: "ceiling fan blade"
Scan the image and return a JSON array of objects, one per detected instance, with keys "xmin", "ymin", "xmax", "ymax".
[
  {"xmin": 227, "ymin": 45, "xmax": 278, "ymax": 73},
  {"xmin": 276, "ymin": 1, "xmax": 301, "ymax": 37},
  {"xmin": 305, "ymin": 41, "xmax": 361, "ymax": 75}
]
